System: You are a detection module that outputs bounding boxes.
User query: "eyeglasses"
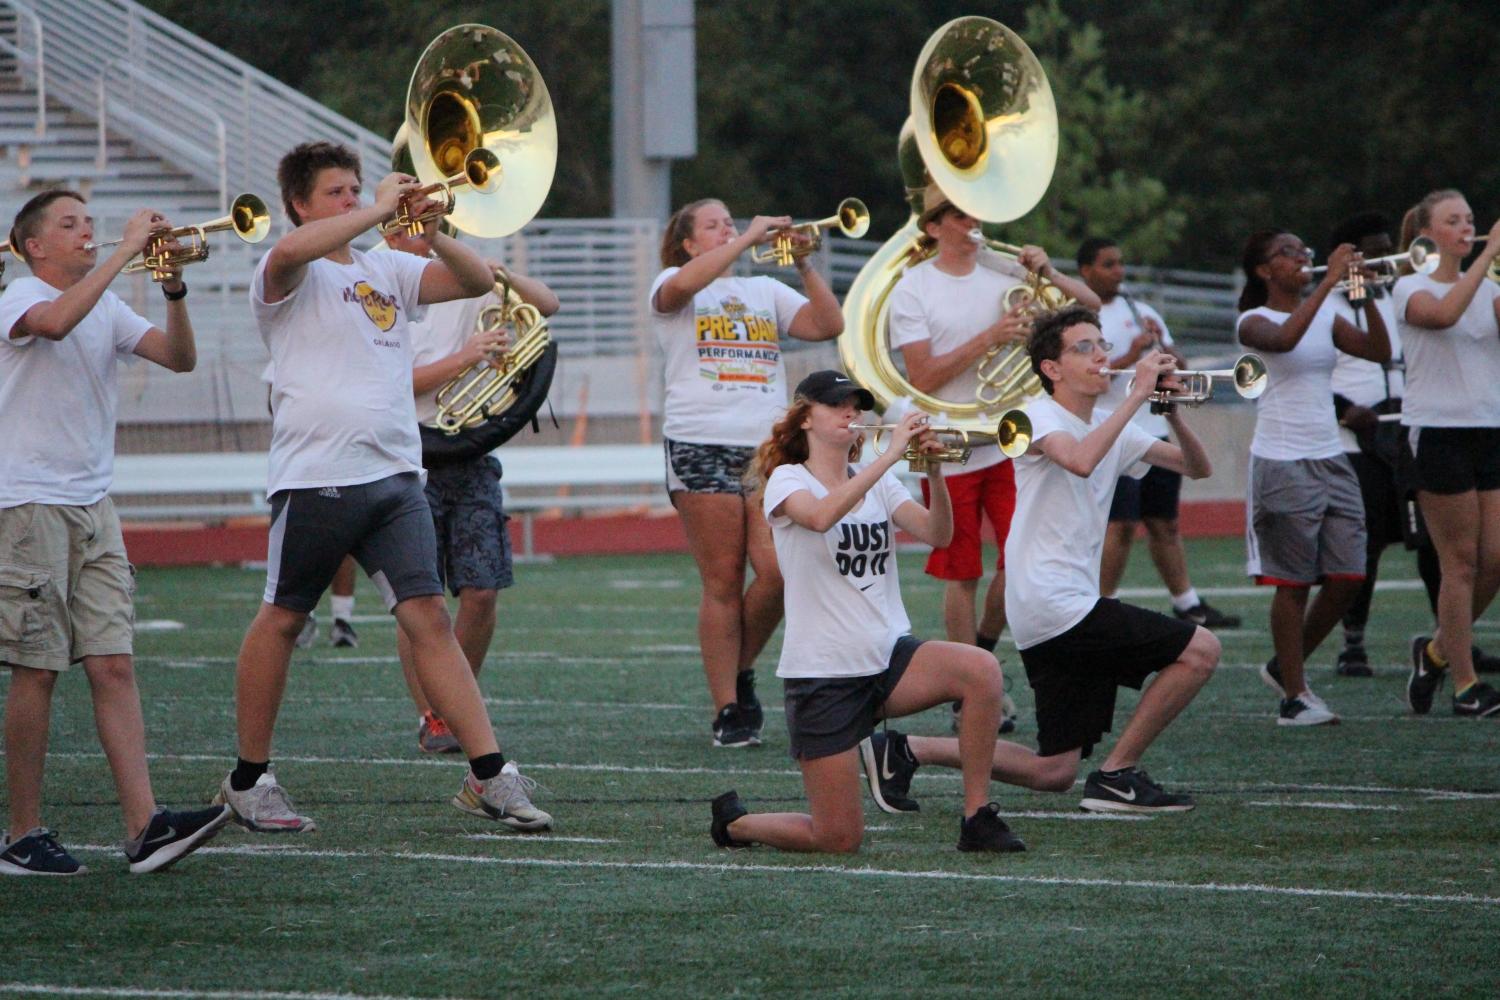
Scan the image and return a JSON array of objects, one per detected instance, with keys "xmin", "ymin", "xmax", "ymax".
[
  {"xmin": 1266, "ymin": 245, "xmax": 1314, "ymax": 263},
  {"xmin": 1063, "ymin": 338, "xmax": 1113, "ymax": 356}
]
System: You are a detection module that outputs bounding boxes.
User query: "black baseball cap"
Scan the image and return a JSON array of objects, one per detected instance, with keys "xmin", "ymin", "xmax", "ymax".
[{"xmin": 794, "ymin": 370, "xmax": 875, "ymax": 410}]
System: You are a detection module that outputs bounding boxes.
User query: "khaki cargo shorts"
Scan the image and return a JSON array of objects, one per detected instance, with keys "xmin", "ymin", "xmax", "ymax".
[{"xmin": 0, "ymin": 498, "xmax": 135, "ymax": 671}]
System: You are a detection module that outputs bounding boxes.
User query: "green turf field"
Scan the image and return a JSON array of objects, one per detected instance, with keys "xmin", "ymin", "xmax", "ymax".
[{"xmin": 2, "ymin": 538, "xmax": 1498, "ymax": 999}]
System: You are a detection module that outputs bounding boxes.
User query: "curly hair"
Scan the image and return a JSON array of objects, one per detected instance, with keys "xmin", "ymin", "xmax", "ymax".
[
  {"xmin": 1027, "ymin": 303, "xmax": 1101, "ymax": 395},
  {"xmin": 659, "ymin": 198, "xmax": 724, "ymax": 268}
]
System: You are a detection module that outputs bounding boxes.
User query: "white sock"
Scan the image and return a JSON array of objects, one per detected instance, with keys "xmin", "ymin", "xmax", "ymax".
[
  {"xmin": 1170, "ymin": 588, "xmax": 1200, "ymax": 612},
  {"xmin": 331, "ymin": 594, "xmax": 354, "ymax": 622}
]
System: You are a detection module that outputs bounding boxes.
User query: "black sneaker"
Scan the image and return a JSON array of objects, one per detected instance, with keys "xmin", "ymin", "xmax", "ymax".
[
  {"xmin": 709, "ymin": 790, "xmax": 751, "ymax": 848},
  {"xmin": 957, "ymin": 803, "xmax": 1026, "ymax": 853},
  {"xmin": 736, "ymin": 670, "xmax": 764, "ymax": 741},
  {"xmin": 1407, "ymin": 635, "xmax": 1447, "ymax": 715},
  {"xmin": 1175, "ymin": 601, "xmax": 1241, "ymax": 629},
  {"xmin": 1453, "ymin": 682, "xmax": 1500, "ymax": 718},
  {"xmin": 1259, "ymin": 656, "xmax": 1286, "ymax": 698},
  {"xmin": 951, "ymin": 701, "xmax": 1017, "ymax": 736},
  {"xmin": 712, "ymin": 703, "xmax": 759, "ymax": 748},
  {"xmin": 329, "ymin": 617, "xmax": 359, "ymax": 648},
  {"xmin": 859, "ymin": 730, "xmax": 920, "ymax": 814},
  {"xmin": 1473, "ymin": 646, "xmax": 1500, "ymax": 675},
  {"xmin": 0, "ymin": 828, "xmax": 86, "ymax": 876},
  {"xmin": 1079, "ymin": 767, "xmax": 1195, "ymax": 813},
  {"xmin": 1336, "ymin": 644, "xmax": 1373, "ymax": 678},
  {"xmin": 124, "ymin": 805, "xmax": 232, "ymax": 874}
]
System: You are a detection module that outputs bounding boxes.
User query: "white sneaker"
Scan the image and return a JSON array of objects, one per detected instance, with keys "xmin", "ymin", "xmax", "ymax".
[
  {"xmin": 452, "ymin": 762, "xmax": 553, "ymax": 831},
  {"xmin": 213, "ymin": 771, "xmax": 318, "ymax": 833},
  {"xmin": 294, "ymin": 612, "xmax": 317, "ymax": 650},
  {"xmin": 1277, "ymin": 695, "xmax": 1339, "ymax": 727}
]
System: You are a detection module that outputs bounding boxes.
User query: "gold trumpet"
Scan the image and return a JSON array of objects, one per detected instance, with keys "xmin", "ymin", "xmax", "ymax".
[
  {"xmin": 431, "ymin": 267, "xmax": 551, "ymax": 434},
  {"xmin": 381, "ymin": 144, "xmax": 501, "ymax": 237},
  {"xmin": 997, "ymin": 408, "xmax": 1032, "ymax": 459},
  {"xmin": 851, "ymin": 420, "xmax": 976, "ymax": 473},
  {"xmin": 1099, "ymin": 353, "xmax": 1268, "ymax": 406},
  {"xmin": 751, "ymin": 198, "xmax": 871, "ymax": 267},
  {"xmin": 86, "ymin": 194, "xmax": 271, "ymax": 282}
]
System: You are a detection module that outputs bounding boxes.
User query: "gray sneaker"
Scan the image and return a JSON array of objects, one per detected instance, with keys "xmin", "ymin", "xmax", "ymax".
[
  {"xmin": 452, "ymin": 762, "xmax": 553, "ymax": 831},
  {"xmin": 294, "ymin": 612, "xmax": 317, "ymax": 650},
  {"xmin": 213, "ymin": 771, "xmax": 317, "ymax": 833}
]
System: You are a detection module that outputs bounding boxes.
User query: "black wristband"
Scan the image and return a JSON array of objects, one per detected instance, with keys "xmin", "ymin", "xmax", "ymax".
[{"xmin": 162, "ymin": 282, "xmax": 187, "ymax": 301}]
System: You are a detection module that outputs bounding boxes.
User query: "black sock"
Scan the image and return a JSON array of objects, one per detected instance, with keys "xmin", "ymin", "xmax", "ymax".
[
  {"xmin": 1344, "ymin": 626, "xmax": 1365, "ymax": 649},
  {"xmin": 893, "ymin": 732, "xmax": 918, "ymax": 766},
  {"xmin": 469, "ymin": 752, "xmax": 506, "ymax": 781},
  {"xmin": 975, "ymin": 634, "xmax": 999, "ymax": 653},
  {"xmin": 230, "ymin": 758, "xmax": 269, "ymax": 792}
]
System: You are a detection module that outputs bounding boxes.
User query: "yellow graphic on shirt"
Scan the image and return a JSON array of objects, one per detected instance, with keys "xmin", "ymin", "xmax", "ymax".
[
  {"xmin": 343, "ymin": 281, "xmax": 398, "ymax": 332},
  {"xmin": 694, "ymin": 295, "xmax": 781, "ymax": 386}
]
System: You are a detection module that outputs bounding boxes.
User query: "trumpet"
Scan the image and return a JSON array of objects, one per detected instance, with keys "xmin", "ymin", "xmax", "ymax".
[
  {"xmin": 1099, "ymin": 353, "xmax": 1268, "ymax": 408},
  {"xmin": 379, "ymin": 147, "xmax": 502, "ymax": 238},
  {"xmin": 850, "ymin": 419, "xmax": 978, "ymax": 473},
  {"xmin": 1303, "ymin": 238, "xmax": 1441, "ymax": 300},
  {"xmin": 750, "ymin": 198, "xmax": 870, "ymax": 267},
  {"xmin": 86, "ymin": 194, "xmax": 271, "ymax": 282},
  {"xmin": 997, "ymin": 408, "xmax": 1032, "ymax": 459}
]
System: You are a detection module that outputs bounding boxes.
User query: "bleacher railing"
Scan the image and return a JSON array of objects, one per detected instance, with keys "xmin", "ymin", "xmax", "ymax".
[{"xmin": 1, "ymin": 0, "xmax": 388, "ymax": 212}]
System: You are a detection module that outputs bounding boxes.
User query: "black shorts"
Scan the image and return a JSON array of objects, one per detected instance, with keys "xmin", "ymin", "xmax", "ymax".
[
  {"xmin": 263, "ymin": 472, "xmax": 443, "ymax": 613},
  {"xmin": 782, "ymin": 635, "xmax": 924, "ymax": 761},
  {"xmin": 1346, "ymin": 450, "xmax": 1403, "ymax": 553},
  {"xmin": 1108, "ymin": 463, "xmax": 1183, "ymax": 522},
  {"xmin": 1407, "ymin": 426, "xmax": 1500, "ymax": 495},
  {"xmin": 1020, "ymin": 599, "xmax": 1196, "ymax": 759},
  {"xmin": 425, "ymin": 455, "xmax": 513, "ymax": 596}
]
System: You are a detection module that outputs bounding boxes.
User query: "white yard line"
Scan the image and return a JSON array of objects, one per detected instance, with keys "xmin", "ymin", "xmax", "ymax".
[
  {"xmin": 1245, "ymin": 801, "xmax": 1403, "ymax": 811},
  {"xmin": 61, "ymin": 843, "xmax": 1500, "ymax": 908},
  {"xmin": 0, "ymin": 986, "xmax": 468, "ymax": 1000}
]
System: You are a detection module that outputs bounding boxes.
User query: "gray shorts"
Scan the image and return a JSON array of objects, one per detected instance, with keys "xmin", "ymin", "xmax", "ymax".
[
  {"xmin": 0, "ymin": 498, "xmax": 134, "ymax": 671},
  {"xmin": 264, "ymin": 472, "xmax": 443, "ymax": 613},
  {"xmin": 1246, "ymin": 455, "xmax": 1367, "ymax": 586},
  {"xmin": 425, "ymin": 455, "xmax": 513, "ymax": 596},
  {"xmin": 782, "ymin": 635, "xmax": 924, "ymax": 761}
]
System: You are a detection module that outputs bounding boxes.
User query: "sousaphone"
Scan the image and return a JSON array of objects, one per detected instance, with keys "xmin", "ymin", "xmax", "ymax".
[{"xmin": 839, "ymin": 16, "xmax": 1059, "ymax": 431}]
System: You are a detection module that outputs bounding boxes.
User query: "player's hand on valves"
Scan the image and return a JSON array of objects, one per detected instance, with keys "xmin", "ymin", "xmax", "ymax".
[
  {"xmin": 1018, "ymin": 244, "xmax": 1054, "ymax": 278},
  {"xmin": 1323, "ymin": 243, "xmax": 1357, "ymax": 286},
  {"xmin": 991, "ymin": 301, "xmax": 1033, "ymax": 347},
  {"xmin": 465, "ymin": 324, "xmax": 510, "ymax": 367},
  {"xmin": 1130, "ymin": 350, "xmax": 1181, "ymax": 400},
  {"xmin": 886, "ymin": 408, "xmax": 930, "ymax": 457},
  {"xmin": 121, "ymin": 208, "xmax": 165, "ymax": 256},
  {"xmin": 374, "ymin": 172, "xmax": 420, "ymax": 218},
  {"xmin": 744, "ymin": 215, "xmax": 793, "ymax": 245},
  {"xmin": 1482, "ymin": 219, "xmax": 1500, "ymax": 260}
]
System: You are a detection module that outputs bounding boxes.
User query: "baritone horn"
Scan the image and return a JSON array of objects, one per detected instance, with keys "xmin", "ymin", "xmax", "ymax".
[
  {"xmin": 431, "ymin": 267, "xmax": 551, "ymax": 435},
  {"xmin": 750, "ymin": 198, "xmax": 871, "ymax": 267},
  {"xmin": 85, "ymin": 194, "xmax": 271, "ymax": 282},
  {"xmin": 1099, "ymin": 353, "xmax": 1268, "ymax": 407}
]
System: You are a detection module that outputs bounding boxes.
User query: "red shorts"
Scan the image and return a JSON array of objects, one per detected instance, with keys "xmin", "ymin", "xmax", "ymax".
[{"xmin": 920, "ymin": 460, "xmax": 1016, "ymax": 580}]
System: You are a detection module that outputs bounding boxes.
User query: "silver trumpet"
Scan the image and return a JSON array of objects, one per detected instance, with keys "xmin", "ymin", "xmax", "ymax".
[{"xmin": 1099, "ymin": 353, "xmax": 1268, "ymax": 406}]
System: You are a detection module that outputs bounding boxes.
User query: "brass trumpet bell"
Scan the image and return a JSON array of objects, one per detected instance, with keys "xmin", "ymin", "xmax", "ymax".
[
  {"xmin": 910, "ymin": 16, "xmax": 1058, "ymax": 223},
  {"xmin": 404, "ymin": 24, "xmax": 557, "ymax": 239},
  {"xmin": 751, "ymin": 198, "xmax": 871, "ymax": 267},
  {"xmin": 997, "ymin": 409, "xmax": 1032, "ymax": 458},
  {"xmin": 1102, "ymin": 352, "xmax": 1269, "ymax": 406},
  {"xmin": 87, "ymin": 193, "xmax": 270, "ymax": 282}
]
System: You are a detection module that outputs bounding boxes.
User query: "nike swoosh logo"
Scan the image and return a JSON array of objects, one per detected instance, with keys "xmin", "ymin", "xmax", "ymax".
[
  {"xmin": 880, "ymin": 757, "xmax": 898, "ymax": 781},
  {"xmin": 859, "ymin": 583, "xmax": 874, "ymax": 592},
  {"xmin": 144, "ymin": 827, "xmax": 178, "ymax": 846},
  {"xmin": 1103, "ymin": 785, "xmax": 1136, "ymax": 801},
  {"xmin": 11, "ymin": 853, "xmax": 32, "ymax": 864}
]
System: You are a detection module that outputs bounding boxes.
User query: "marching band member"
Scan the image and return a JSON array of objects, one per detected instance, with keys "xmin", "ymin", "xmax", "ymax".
[
  {"xmin": 710, "ymin": 371, "xmax": 1025, "ymax": 854},
  {"xmin": 869, "ymin": 306, "xmax": 1217, "ymax": 816},
  {"xmin": 216, "ymin": 141, "xmax": 551, "ymax": 833},
  {"xmin": 386, "ymin": 227, "xmax": 560, "ymax": 753},
  {"xmin": 1078, "ymin": 236, "xmax": 1240, "ymax": 630},
  {"xmin": 0, "ymin": 191, "xmax": 230, "ymax": 874},
  {"xmin": 1237, "ymin": 230, "xmax": 1390, "ymax": 725},
  {"xmin": 1393, "ymin": 189, "xmax": 1500, "ymax": 717},
  {"xmin": 887, "ymin": 185, "xmax": 1099, "ymax": 734},
  {"xmin": 651, "ymin": 198, "xmax": 844, "ymax": 749}
]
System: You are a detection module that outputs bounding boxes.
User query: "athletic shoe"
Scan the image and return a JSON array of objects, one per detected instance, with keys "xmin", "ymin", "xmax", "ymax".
[
  {"xmin": 710, "ymin": 790, "xmax": 752, "ymax": 848},
  {"xmin": 1473, "ymin": 646, "xmax": 1500, "ymax": 675},
  {"xmin": 1079, "ymin": 767, "xmax": 1195, "ymax": 813},
  {"xmin": 1453, "ymin": 682, "xmax": 1500, "ymax": 718},
  {"xmin": 213, "ymin": 771, "xmax": 317, "ymax": 833},
  {"xmin": 1260, "ymin": 657, "xmax": 1329, "ymax": 710},
  {"xmin": 452, "ymin": 762, "xmax": 552, "ymax": 831},
  {"xmin": 329, "ymin": 617, "xmax": 359, "ymax": 648},
  {"xmin": 125, "ymin": 805, "xmax": 232, "ymax": 874},
  {"xmin": 0, "ymin": 828, "xmax": 86, "ymax": 876},
  {"xmin": 1407, "ymin": 635, "xmax": 1447, "ymax": 715},
  {"xmin": 1336, "ymin": 644, "xmax": 1373, "ymax": 678},
  {"xmin": 859, "ymin": 730, "xmax": 920, "ymax": 814},
  {"xmin": 1174, "ymin": 601, "xmax": 1241, "ymax": 629},
  {"xmin": 712, "ymin": 703, "xmax": 760, "ymax": 748},
  {"xmin": 294, "ymin": 611, "xmax": 317, "ymax": 650},
  {"xmin": 951, "ymin": 698, "xmax": 1018, "ymax": 736},
  {"xmin": 418, "ymin": 713, "xmax": 462, "ymax": 754},
  {"xmin": 736, "ymin": 670, "xmax": 764, "ymax": 742},
  {"xmin": 957, "ymin": 802, "xmax": 1026, "ymax": 853},
  {"xmin": 1278, "ymin": 695, "xmax": 1339, "ymax": 727}
]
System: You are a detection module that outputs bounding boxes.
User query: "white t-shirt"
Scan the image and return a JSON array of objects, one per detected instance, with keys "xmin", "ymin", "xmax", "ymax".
[
  {"xmin": 764, "ymin": 463, "xmax": 914, "ymax": 679},
  {"xmin": 650, "ymin": 269, "xmax": 807, "ymax": 447},
  {"xmin": 1097, "ymin": 294, "xmax": 1175, "ymax": 440},
  {"xmin": 1004, "ymin": 395, "xmax": 1157, "ymax": 649},
  {"xmin": 0, "ymin": 276, "xmax": 152, "ymax": 507},
  {"xmin": 887, "ymin": 257, "xmax": 1024, "ymax": 472},
  {"xmin": 409, "ymin": 291, "xmax": 501, "ymax": 425},
  {"xmin": 252, "ymin": 248, "xmax": 432, "ymax": 494},
  {"xmin": 1392, "ymin": 273, "xmax": 1500, "ymax": 428},
  {"xmin": 1327, "ymin": 294, "xmax": 1403, "ymax": 451},
  {"xmin": 1236, "ymin": 306, "xmax": 1343, "ymax": 460}
]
